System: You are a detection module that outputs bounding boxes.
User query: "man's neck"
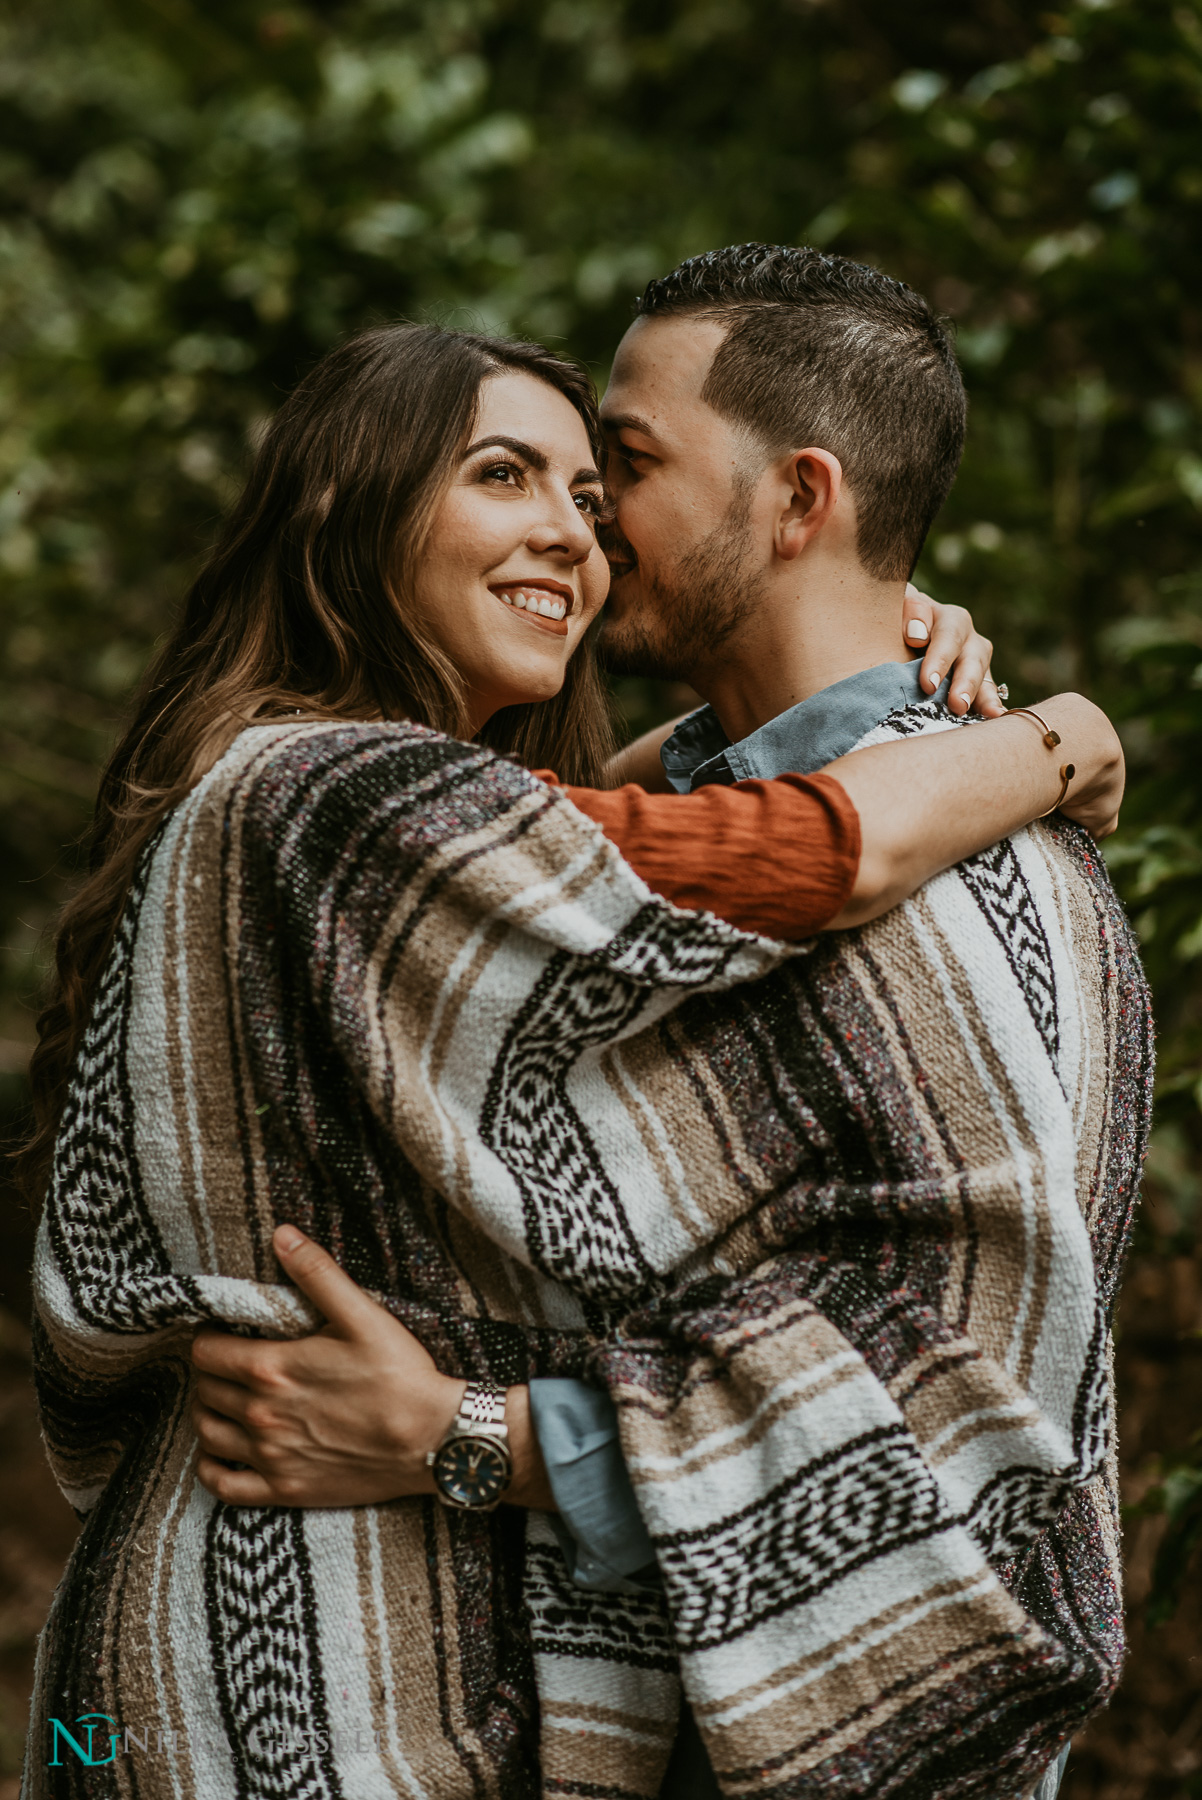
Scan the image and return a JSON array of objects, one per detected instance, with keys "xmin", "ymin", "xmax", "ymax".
[{"xmin": 687, "ymin": 571, "xmax": 916, "ymax": 746}]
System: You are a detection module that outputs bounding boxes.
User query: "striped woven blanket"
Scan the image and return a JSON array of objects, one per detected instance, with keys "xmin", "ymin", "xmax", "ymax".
[{"xmin": 29, "ymin": 714, "xmax": 1151, "ymax": 1800}]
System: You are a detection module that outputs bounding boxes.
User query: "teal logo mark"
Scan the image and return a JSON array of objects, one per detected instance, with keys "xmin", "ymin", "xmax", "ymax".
[{"xmin": 48, "ymin": 1713, "xmax": 120, "ymax": 1766}]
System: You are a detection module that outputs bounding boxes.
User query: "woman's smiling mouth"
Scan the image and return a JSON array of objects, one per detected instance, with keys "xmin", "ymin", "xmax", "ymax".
[{"xmin": 491, "ymin": 582, "xmax": 571, "ymax": 637}]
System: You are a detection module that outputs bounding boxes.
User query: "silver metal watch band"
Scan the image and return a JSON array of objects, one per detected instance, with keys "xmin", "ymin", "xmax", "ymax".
[{"xmin": 458, "ymin": 1381, "xmax": 506, "ymax": 1429}]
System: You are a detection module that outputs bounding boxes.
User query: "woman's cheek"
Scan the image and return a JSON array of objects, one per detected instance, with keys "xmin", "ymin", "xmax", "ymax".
[{"xmin": 582, "ymin": 546, "xmax": 611, "ymax": 622}]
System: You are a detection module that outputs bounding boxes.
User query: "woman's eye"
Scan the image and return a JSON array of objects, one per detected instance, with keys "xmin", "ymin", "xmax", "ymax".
[
  {"xmin": 481, "ymin": 461, "xmax": 522, "ymax": 487},
  {"xmin": 574, "ymin": 490, "xmax": 608, "ymax": 519}
]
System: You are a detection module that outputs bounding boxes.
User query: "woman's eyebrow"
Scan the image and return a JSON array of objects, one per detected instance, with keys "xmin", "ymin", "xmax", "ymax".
[
  {"xmin": 463, "ymin": 435, "xmax": 548, "ymax": 469},
  {"xmin": 463, "ymin": 436, "xmax": 602, "ymax": 488}
]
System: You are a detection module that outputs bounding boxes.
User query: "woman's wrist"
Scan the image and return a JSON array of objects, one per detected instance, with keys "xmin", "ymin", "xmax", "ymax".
[{"xmin": 1003, "ymin": 693, "xmax": 1123, "ymax": 837}]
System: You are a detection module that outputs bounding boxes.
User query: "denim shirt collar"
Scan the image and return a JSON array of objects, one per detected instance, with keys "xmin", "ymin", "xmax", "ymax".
[{"xmin": 660, "ymin": 658, "xmax": 951, "ymax": 792}]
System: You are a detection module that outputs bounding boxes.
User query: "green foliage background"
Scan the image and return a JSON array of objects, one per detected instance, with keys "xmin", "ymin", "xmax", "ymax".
[{"xmin": 1, "ymin": 0, "xmax": 1201, "ymax": 1711}]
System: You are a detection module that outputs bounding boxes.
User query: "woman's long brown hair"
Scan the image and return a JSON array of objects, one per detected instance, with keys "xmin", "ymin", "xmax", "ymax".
[{"xmin": 18, "ymin": 324, "xmax": 618, "ymax": 1204}]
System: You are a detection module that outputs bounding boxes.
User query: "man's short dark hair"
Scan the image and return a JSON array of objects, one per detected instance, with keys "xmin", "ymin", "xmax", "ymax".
[{"xmin": 636, "ymin": 244, "xmax": 966, "ymax": 581}]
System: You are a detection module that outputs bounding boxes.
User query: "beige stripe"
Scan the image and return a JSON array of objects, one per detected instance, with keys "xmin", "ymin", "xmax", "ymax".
[
  {"xmin": 884, "ymin": 1335, "xmax": 979, "ymax": 1404},
  {"xmin": 178, "ymin": 792, "xmax": 263, "ymax": 1281},
  {"xmin": 843, "ymin": 936, "xmax": 978, "ymax": 1324},
  {"xmin": 1053, "ymin": 836, "xmax": 1115, "ymax": 1230},
  {"xmin": 599, "ymin": 1043, "xmax": 706, "ymax": 1249},
  {"xmin": 722, "ymin": 1630, "xmax": 1040, "ymax": 1793},
  {"xmin": 352, "ymin": 1506, "xmax": 433, "ymax": 1798},
  {"xmin": 895, "ymin": 1336, "xmax": 1041, "ymax": 1463},
  {"xmin": 376, "ymin": 1504, "xmax": 469, "ymax": 1794},
  {"xmin": 540, "ymin": 1698, "xmax": 676, "ymax": 1739},
  {"xmin": 374, "ymin": 1501, "xmax": 496, "ymax": 1795},
  {"xmin": 905, "ymin": 893, "xmax": 1055, "ymax": 1387},
  {"xmin": 215, "ymin": 742, "xmax": 286, "ymax": 1277},
  {"xmin": 658, "ymin": 1013, "xmax": 780, "ymax": 1225},
  {"xmin": 133, "ymin": 1410, "xmax": 203, "ymax": 1800},
  {"xmin": 925, "ymin": 1401, "xmax": 1045, "ymax": 1468},
  {"xmin": 626, "ymin": 1354, "xmax": 865, "ymax": 1486},
  {"xmin": 616, "ymin": 1304, "xmax": 870, "ymax": 1510},
  {"xmin": 161, "ymin": 833, "xmax": 212, "ymax": 1276},
  {"xmin": 693, "ymin": 1568, "xmax": 997, "ymax": 1723},
  {"xmin": 700, "ymin": 1575, "xmax": 1039, "ymax": 1782},
  {"xmin": 540, "ymin": 1730, "xmax": 666, "ymax": 1798}
]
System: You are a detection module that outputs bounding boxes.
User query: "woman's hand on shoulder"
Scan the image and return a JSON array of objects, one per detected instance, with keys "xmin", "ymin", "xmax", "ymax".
[{"xmin": 903, "ymin": 584, "xmax": 1005, "ymax": 718}]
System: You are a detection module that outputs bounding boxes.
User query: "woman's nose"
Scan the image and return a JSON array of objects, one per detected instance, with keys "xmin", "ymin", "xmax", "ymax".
[{"xmin": 527, "ymin": 490, "xmax": 598, "ymax": 562}]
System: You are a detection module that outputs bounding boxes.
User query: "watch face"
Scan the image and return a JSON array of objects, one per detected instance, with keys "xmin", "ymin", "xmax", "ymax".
[{"xmin": 432, "ymin": 1434, "xmax": 511, "ymax": 1510}]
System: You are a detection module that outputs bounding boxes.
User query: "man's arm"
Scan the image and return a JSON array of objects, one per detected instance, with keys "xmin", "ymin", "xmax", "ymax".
[{"xmin": 192, "ymin": 1226, "xmax": 555, "ymax": 1511}]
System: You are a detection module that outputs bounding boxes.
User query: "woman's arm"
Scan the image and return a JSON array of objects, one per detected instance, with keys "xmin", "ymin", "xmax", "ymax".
[
  {"xmin": 564, "ymin": 692, "xmax": 1123, "ymax": 940},
  {"xmin": 825, "ymin": 691, "xmax": 1121, "ymax": 927},
  {"xmin": 560, "ymin": 772, "xmax": 860, "ymax": 939}
]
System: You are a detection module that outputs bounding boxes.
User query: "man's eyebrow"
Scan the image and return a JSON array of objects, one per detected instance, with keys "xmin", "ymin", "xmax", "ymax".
[
  {"xmin": 463, "ymin": 435, "xmax": 548, "ymax": 470},
  {"xmin": 600, "ymin": 411, "xmax": 658, "ymax": 438}
]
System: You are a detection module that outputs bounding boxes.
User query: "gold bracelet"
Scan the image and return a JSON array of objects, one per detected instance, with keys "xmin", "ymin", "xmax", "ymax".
[
  {"xmin": 1008, "ymin": 705, "xmax": 1062, "ymax": 750},
  {"xmin": 1008, "ymin": 706, "xmax": 1074, "ymax": 815},
  {"xmin": 1038, "ymin": 763, "xmax": 1076, "ymax": 817}
]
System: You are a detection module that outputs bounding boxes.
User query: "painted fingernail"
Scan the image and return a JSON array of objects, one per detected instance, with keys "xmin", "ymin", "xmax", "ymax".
[
  {"xmin": 904, "ymin": 620, "xmax": 929, "ymax": 643},
  {"xmin": 275, "ymin": 1225, "xmax": 305, "ymax": 1253}
]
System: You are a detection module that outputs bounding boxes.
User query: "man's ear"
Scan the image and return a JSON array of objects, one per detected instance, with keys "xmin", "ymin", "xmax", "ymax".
[{"xmin": 775, "ymin": 448, "xmax": 843, "ymax": 562}]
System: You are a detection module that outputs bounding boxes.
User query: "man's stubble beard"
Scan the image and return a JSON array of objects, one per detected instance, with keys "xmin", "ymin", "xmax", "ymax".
[{"xmin": 599, "ymin": 488, "xmax": 766, "ymax": 682}]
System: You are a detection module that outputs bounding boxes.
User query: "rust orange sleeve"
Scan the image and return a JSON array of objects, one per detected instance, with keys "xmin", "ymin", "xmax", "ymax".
[{"xmin": 536, "ymin": 771, "xmax": 861, "ymax": 942}]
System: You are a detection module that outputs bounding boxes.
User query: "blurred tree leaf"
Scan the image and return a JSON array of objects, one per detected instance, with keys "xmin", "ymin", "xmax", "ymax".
[{"xmin": 1128, "ymin": 1431, "xmax": 1202, "ymax": 1625}]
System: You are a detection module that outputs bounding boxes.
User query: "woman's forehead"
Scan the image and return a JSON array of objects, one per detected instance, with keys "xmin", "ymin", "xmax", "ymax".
[{"xmin": 473, "ymin": 370, "xmax": 596, "ymax": 464}]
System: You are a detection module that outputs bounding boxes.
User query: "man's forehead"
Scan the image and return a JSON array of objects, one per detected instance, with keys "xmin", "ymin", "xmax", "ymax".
[{"xmin": 601, "ymin": 314, "xmax": 728, "ymax": 437}]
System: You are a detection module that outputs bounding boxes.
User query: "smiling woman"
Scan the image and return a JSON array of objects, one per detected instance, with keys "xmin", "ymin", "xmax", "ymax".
[{"xmin": 412, "ymin": 376, "xmax": 611, "ymax": 724}]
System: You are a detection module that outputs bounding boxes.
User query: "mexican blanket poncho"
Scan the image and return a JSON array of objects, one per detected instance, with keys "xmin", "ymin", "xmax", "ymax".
[{"xmin": 28, "ymin": 709, "xmax": 1152, "ymax": 1800}]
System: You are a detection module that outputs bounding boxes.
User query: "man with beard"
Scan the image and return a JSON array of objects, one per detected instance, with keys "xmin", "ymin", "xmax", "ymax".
[{"xmin": 524, "ymin": 243, "xmax": 1150, "ymax": 1799}]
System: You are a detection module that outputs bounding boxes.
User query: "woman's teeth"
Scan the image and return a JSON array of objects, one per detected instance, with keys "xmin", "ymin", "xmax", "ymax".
[{"xmin": 498, "ymin": 588, "xmax": 568, "ymax": 621}]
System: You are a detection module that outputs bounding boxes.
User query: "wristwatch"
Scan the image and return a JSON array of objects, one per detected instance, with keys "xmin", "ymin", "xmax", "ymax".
[{"xmin": 427, "ymin": 1381, "xmax": 513, "ymax": 1511}]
